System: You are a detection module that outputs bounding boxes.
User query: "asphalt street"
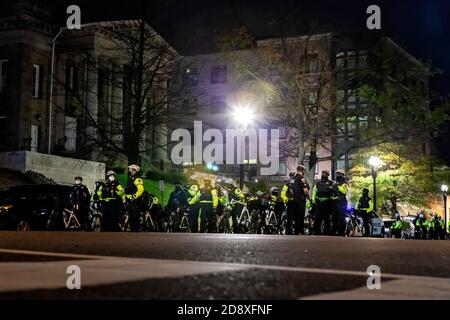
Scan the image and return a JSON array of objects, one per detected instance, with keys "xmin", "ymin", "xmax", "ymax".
[{"xmin": 0, "ymin": 232, "xmax": 450, "ymax": 299}]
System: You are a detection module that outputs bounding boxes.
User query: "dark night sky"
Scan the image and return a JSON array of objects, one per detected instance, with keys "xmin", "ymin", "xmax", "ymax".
[
  {"xmin": 30, "ymin": 0, "xmax": 450, "ymax": 163},
  {"xmin": 42, "ymin": 0, "xmax": 450, "ymax": 93}
]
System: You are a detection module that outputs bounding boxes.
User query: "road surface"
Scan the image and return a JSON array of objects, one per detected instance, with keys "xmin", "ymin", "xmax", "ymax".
[{"xmin": 0, "ymin": 232, "xmax": 450, "ymax": 299}]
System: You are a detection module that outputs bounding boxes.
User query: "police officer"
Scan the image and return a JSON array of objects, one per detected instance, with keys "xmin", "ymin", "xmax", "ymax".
[
  {"xmin": 285, "ymin": 166, "xmax": 310, "ymax": 235},
  {"xmin": 187, "ymin": 184, "xmax": 201, "ymax": 232},
  {"xmin": 198, "ymin": 180, "xmax": 219, "ymax": 233},
  {"xmin": 332, "ymin": 170, "xmax": 349, "ymax": 236},
  {"xmin": 270, "ymin": 186, "xmax": 284, "ymax": 223},
  {"xmin": 98, "ymin": 170, "xmax": 124, "ymax": 231},
  {"xmin": 312, "ymin": 170, "xmax": 334, "ymax": 235},
  {"xmin": 124, "ymin": 164, "xmax": 145, "ymax": 232},
  {"xmin": 390, "ymin": 213, "xmax": 403, "ymax": 238},
  {"xmin": 355, "ymin": 188, "xmax": 374, "ymax": 237},
  {"xmin": 230, "ymin": 187, "xmax": 246, "ymax": 233},
  {"xmin": 68, "ymin": 176, "xmax": 91, "ymax": 230},
  {"xmin": 415, "ymin": 212, "xmax": 427, "ymax": 240}
]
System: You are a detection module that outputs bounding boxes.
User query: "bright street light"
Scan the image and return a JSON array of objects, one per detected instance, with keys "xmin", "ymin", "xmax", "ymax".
[
  {"xmin": 441, "ymin": 184, "xmax": 448, "ymax": 193},
  {"xmin": 232, "ymin": 106, "xmax": 255, "ymax": 129},
  {"xmin": 368, "ymin": 156, "xmax": 382, "ymax": 167}
]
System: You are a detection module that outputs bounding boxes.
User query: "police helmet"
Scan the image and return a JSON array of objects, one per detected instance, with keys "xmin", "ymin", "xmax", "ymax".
[
  {"xmin": 395, "ymin": 213, "xmax": 400, "ymax": 220},
  {"xmin": 270, "ymin": 186, "xmax": 279, "ymax": 194},
  {"xmin": 128, "ymin": 164, "xmax": 140, "ymax": 172},
  {"xmin": 106, "ymin": 170, "xmax": 116, "ymax": 177}
]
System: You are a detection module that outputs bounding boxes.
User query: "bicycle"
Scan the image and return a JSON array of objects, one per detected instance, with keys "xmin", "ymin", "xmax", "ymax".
[
  {"xmin": 345, "ymin": 211, "xmax": 372, "ymax": 237},
  {"xmin": 63, "ymin": 204, "xmax": 82, "ymax": 230},
  {"xmin": 216, "ymin": 204, "xmax": 233, "ymax": 233}
]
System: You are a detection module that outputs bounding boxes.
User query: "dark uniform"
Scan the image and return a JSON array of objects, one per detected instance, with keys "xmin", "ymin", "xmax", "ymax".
[
  {"xmin": 98, "ymin": 174, "xmax": 124, "ymax": 231},
  {"xmin": 355, "ymin": 189, "xmax": 374, "ymax": 237},
  {"xmin": 198, "ymin": 181, "xmax": 219, "ymax": 233},
  {"xmin": 332, "ymin": 171, "xmax": 349, "ymax": 236},
  {"xmin": 312, "ymin": 171, "xmax": 334, "ymax": 235},
  {"xmin": 285, "ymin": 167, "xmax": 310, "ymax": 235},
  {"xmin": 68, "ymin": 178, "xmax": 91, "ymax": 229}
]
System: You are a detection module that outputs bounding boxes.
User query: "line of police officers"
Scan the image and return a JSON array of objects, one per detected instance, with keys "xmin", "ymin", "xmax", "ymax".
[
  {"xmin": 68, "ymin": 164, "xmax": 145, "ymax": 231},
  {"xmin": 67, "ymin": 163, "xmax": 378, "ymax": 235}
]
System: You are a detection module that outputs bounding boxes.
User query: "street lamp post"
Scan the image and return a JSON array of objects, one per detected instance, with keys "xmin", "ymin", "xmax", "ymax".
[
  {"xmin": 442, "ymin": 184, "xmax": 448, "ymax": 235},
  {"xmin": 369, "ymin": 156, "xmax": 382, "ymax": 212},
  {"xmin": 232, "ymin": 106, "xmax": 255, "ymax": 189}
]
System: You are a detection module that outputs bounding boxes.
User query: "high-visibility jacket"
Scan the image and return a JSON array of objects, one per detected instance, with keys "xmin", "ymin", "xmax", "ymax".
[
  {"xmin": 391, "ymin": 220, "xmax": 403, "ymax": 230},
  {"xmin": 312, "ymin": 180, "xmax": 334, "ymax": 204},
  {"xmin": 125, "ymin": 176, "xmax": 144, "ymax": 200},
  {"xmin": 355, "ymin": 196, "xmax": 374, "ymax": 213},
  {"xmin": 98, "ymin": 181, "xmax": 124, "ymax": 202}
]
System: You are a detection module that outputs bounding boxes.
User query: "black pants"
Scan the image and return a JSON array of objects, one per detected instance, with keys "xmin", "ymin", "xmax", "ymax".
[
  {"xmin": 314, "ymin": 200, "xmax": 332, "ymax": 235},
  {"xmin": 188, "ymin": 203, "xmax": 200, "ymax": 233},
  {"xmin": 128, "ymin": 200, "xmax": 141, "ymax": 232},
  {"xmin": 286, "ymin": 201, "xmax": 305, "ymax": 235},
  {"xmin": 199, "ymin": 202, "xmax": 214, "ymax": 233},
  {"xmin": 393, "ymin": 228, "xmax": 402, "ymax": 238},
  {"xmin": 102, "ymin": 200, "xmax": 121, "ymax": 232},
  {"xmin": 415, "ymin": 226, "xmax": 427, "ymax": 239},
  {"xmin": 334, "ymin": 199, "xmax": 347, "ymax": 236},
  {"xmin": 361, "ymin": 212, "xmax": 371, "ymax": 237},
  {"xmin": 231, "ymin": 203, "xmax": 243, "ymax": 233}
]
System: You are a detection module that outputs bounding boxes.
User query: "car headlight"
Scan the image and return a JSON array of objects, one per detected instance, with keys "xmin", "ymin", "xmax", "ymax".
[{"xmin": 0, "ymin": 205, "xmax": 13, "ymax": 213}]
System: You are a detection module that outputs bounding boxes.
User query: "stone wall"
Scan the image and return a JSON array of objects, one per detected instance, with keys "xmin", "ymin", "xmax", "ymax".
[{"xmin": 0, "ymin": 151, "xmax": 105, "ymax": 192}]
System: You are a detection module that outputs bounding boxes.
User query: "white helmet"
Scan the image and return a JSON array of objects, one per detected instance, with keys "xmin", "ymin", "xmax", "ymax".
[{"xmin": 128, "ymin": 164, "xmax": 140, "ymax": 172}]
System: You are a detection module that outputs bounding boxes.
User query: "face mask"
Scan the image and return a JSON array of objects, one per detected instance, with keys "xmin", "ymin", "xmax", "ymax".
[
  {"xmin": 75, "ymin": 180, "xmax": 81, "ymax": 185},
  {"xmin": 108, "ymin": 176, "xmax": 115, "ymax": 182},
  {"xmin": 321, "ymin": 175, "xmax": 328, "ymax": 181}
]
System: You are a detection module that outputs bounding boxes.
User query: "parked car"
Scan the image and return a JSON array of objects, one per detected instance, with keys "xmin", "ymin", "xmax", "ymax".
[
  {"xmin": 382, "ymin": 218, "xmax": 415, "ymax": 238},
  {"xmin": 369, "ymin": 211, "xmax": 385, "ymax": 237},
  {"xmin": 0, "ymin": 184, "xmax": 72, "ymax": 231}
]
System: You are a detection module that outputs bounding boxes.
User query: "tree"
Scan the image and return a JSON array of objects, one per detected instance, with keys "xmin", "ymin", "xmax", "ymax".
[
  {"xmin": 349, "ymin": 143, "xmax": 450, "ymax": 216},
  {"xmin": 218, "ymin": 27, "xmax": 449, "ymax": 183}
]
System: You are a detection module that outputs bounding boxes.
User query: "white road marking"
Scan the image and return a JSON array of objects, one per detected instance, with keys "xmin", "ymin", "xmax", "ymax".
[
  {"xmin": 1, "ymin": 248, "xmax": 450, "ymax": 298},
  {"xmin": 301, "ymin": 278, "xmax": 450, "ymax": 300}
]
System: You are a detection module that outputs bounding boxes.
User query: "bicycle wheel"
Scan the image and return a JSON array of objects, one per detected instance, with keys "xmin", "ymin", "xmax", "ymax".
[{"xmin": 344, "ymin": 220, "xmax": 355, "ymax": 237}]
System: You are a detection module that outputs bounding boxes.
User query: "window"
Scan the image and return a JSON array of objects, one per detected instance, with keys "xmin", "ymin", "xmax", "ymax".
[
  {"xmin": 211, "ymin": 95, "xmax": 227, "ymax": 113},
  {"xmin": 347, "ymin": 90, "xmax": 356, "ymax": 103},
  {"xmin": 336, "ymin": 155, "xmax": 346, "ymax": 171},
  {"xmin": 32, "ymin": 64, "xmax": 43, "ymax": 98},
  {"xmin": 278, "ymin": 161, "xmax": 286, "ymax": 175},
  {"xmin": 184, "ymin": 68, "xmax": 198, "ymax": 87},
  {"xmin": 347, "ymin": 51, "xmax": 356, "ymax": 69},
  {"xmin": 336, "ymin": 118, "xmax": 346, "ymax": 134},
  {"xmin": 358, "ymin": 50, "xmax": 367, "ymax": 68},
  {"xmin": 308, "ymin": 91, "xmax": 318, "ymax": 105},
  {"xmin": 184, "ymin": 96, "xmax": 198, "ymax": 115},
  {"xmin": 306, "ymin": 54, "xmax": 319, "ymax": 73},
  {"xmin": 64, "ymin": 116, "xmax": 77, "ymax": 151},
  {"xmin": 359, "ymin": 116, "xmax": 368, "ymax": 130},
  {"xmin": 336, "ymin": 52, "xmax": 345, "ymax": 69},
  {"xmin": 0, "ymin": 59, "xmax": 7, "ymax": 92},
  {"xmin": 278, "ymin": 126, "xmax": 287, "ymax": 139},
  {"xmin": 211, "ymin": 65, "xmax": 227, "ymax": 84},
  {"xmin": 336, "ymin": 89, "xmax": 345, "ymax": 104}
]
